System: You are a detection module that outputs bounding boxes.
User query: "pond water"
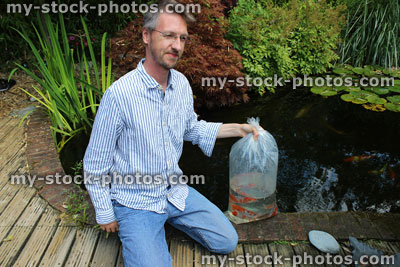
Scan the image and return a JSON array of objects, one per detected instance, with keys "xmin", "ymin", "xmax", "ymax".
[
  {"xmin": 179, "ymin": 87, "xmax": 400, "ymax": 213},
  {"xmin": 61, "ymin": 87, "xmax": 400, "ymax": 213}
]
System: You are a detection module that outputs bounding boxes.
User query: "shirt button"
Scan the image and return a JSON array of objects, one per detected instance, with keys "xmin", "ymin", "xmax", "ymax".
[
  {"xmin": 158, "ymin": 85, "xmax": 162, "ymax": 90},
  {"xmin": 165, "ymin": 141, "xmax": 168, "ymax": 146},
  {"xmin": 162, "ymin": 122, "xmax": 166, "ymax": 126},
  {"xmin": 167, "ymin": 161, "xmax": 171, "ymax": 165}
]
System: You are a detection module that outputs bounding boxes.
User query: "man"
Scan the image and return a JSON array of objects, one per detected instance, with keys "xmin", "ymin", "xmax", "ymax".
[{"xmin": 83, "ymin": 1, "xmax": 261, "ymax": 266}]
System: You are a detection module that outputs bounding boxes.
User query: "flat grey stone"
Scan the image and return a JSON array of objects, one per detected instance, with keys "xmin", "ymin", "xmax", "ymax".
[
  {"xmin": 308, "ymin": 230, "xmax": 340, "ymax": 254},
  {"xmin": 9, "ymin": 105, "xmax": 37, "ymax": 118}
]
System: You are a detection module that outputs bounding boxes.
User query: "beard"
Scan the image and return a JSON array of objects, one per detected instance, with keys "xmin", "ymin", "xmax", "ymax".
[{"xmin": 149, "ymin": 41, "xmax": 181, "ymax": 70}]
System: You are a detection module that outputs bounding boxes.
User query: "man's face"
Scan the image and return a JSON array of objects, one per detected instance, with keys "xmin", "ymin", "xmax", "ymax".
[{"xmin": 144, "ymin": 13, "xmax": 188, "ymax": 70}]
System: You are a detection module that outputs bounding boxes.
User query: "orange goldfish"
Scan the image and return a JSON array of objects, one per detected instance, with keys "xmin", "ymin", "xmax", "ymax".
[
  {"xmin": 230, "ymin": 191, "xmax": 258, "ymax": 204},
  {"xmin": 368, "ymin": 163, "xmax": 387, "ymax": 175},
  {"xmin": 344, "ymin": 155, "xmax": 374, "ymax": 162},
  {"xmin": 264, "ymin": 202, "xmax": 276, "ymax": 210},
  {"xmin": 231, "ymin": 204, "xmax": 258, "ymax": 217},
  {"xmin": 389, "ymin": 167, "xmax": 396, "ymax": 180}
]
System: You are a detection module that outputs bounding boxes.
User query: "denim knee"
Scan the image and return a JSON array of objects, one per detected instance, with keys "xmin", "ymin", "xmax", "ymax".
[{"xmin": 208, "ymin": 228, "xmax": 238, "ymax": 254}]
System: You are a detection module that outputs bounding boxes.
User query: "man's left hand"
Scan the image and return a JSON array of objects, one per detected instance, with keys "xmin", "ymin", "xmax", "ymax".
[
  {"xmin": 217, "ymin": 123, "xmax": 264, "ymax": 140},
  {"xmin": 239, "ymin": 123, "xmax": 264, "ymax": 141}
]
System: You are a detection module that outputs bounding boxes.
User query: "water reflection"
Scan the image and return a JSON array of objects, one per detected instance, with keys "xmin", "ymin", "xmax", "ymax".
[{"xmin": 180, "ymin": 88, "xmax": 400, "ymax": 213}]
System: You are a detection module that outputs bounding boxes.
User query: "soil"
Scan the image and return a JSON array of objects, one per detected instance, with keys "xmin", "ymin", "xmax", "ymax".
[{"xmin": 0, "ymin": 71, "xmax": 41, "ymax": 119}]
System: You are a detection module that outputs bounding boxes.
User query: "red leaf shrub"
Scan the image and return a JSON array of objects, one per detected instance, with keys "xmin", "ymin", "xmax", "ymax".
[{"xmin": 109, "ymin": 0, "xmax": 248, "ymax": 108}]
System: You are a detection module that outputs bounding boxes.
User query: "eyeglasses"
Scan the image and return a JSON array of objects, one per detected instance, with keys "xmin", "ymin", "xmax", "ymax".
[{"xmin": 152, "ymin": 29, "xmax": 192, "ymax": 43}]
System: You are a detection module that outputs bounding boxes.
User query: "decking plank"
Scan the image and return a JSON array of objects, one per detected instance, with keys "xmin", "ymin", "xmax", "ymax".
[
  {"xmin": 0, "ymin": 185, "xmax": 36, "ymax": 240},
  {"xmin": 38, "ymin": 222, "xmax": 77, "ymax": 266},
  {"xmin": 115, "ymin": 244, "xmax": 124, "ymax": 267},
  {"xmin": 388, "ymin": 241, "xmax": 400, "ymax": 253},
  {"xmin": 13, "ymin": 207, "xmax": 60, "ymax": 267},
  {"xmin": 0, "ymin": 141, "xmax": 26, "ymax": 185},
  {"xmin": 0, "ymin": 183, "xmax": 23, "ymax": 216},
  {"xmin": 0, "ymin": 154, "xmax": 27, "ymax": 214},
  {"xmin": 292, "ymin": 242, "xmax": 326, "ymax": 267},
  {"xmin": 64, "ymin": 226, "xmax": 100, "ymax": 267},
  {"xmin": 268, "ymin": 242, "xmax": 295, "ymax": 267},
  {"xmin": 0, "ymin": 117, "xmax": 13, "ymax": 132},
  {"xmin": 225, "ymin": 244, "xmax": 245, "ymax": 267},
  {"xmin": 0, "ymin": 196, "xmax": 47, "ymax": 267},
  {"xmin": 0, "ymin": 122, "xmax": 24, "ymax": 152},
  {"xmin": 193, "ymin": 243, "xmax": 220, "ymax": 267},
  {"xmin": 0, "ymin": 118, "xmax": 20, "ymax": 141},
  {"xmin": 243, "ymin": 243, "xmax": 272, "ymax": 267},
  {"xmin": 0, "ymin": 132, "xmax": 25, "ymax": 164},
  {"xmin": 170, "ymin": 239, "xmax": 194, "ymax": 267},
  {"xmin": 91, "ymin": 231, "xmax": 120, "ymax": 267}
]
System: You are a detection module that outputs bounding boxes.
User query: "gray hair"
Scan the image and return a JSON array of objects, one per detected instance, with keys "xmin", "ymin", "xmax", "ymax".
[{"xmin": 143, "ymin": 0, "xmax": 196, "ymax": 30}]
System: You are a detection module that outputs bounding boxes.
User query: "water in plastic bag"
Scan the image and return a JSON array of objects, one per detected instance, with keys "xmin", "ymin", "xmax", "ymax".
[{"xmin": 225, "ymin": 117, "xmax": 279, "ymax": 224}]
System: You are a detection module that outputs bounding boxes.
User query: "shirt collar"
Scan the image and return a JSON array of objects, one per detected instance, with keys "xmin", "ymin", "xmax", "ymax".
[{"xmin": 137, "ymin": 58, "xmax": 176, "ymax": 91}]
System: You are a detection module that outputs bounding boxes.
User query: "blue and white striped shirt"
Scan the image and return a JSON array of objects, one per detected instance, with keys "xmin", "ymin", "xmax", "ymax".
[{"xmin": 83, "ymin": 58, "xmax": 222, "ymax": 224}]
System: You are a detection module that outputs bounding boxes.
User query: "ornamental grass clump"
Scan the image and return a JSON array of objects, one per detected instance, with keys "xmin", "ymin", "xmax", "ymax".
[
  {"xmin": 11, "ymin": 13, "xmax": 113, "ymax": 152},
  {"xmin": 339, "ymin": 0, "xmax": 400, "ymax": 69}
]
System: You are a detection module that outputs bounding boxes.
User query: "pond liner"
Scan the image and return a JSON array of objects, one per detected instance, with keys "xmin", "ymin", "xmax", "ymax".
[{"xmin": 0, "ymin": 79, "xmax": 16, "ymax": 92}]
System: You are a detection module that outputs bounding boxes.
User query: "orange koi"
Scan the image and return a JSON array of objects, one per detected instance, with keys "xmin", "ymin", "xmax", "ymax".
[
  {"xmin": 230, "ymin": 191, "xmax": 258, "ymax": 204},
  {"xmin": 368, "ymin": 163, "xmax": 387, "ymax": 175},
  {"xmin": 272, "ymin": 205, "xmax": 278, "ymax": 216},
  {"xmin": 264, "ymin": 202, "xmax": 276, "ymax": 210},
  {"xmin": 241, "ymin": 196, "xmax": 258, "ymax": 203},
  {"xmin": 389, "ymin": 167, "xmax": 396, "ymax": 180},
  {"xmin": 229, "ymin": 192, "xmax": 240, "ymax": 203},
  {"xmin": 231, "ymin": 204, "xmax": 258, "ymax": 216},
  {"xmin": 344, "ymin": 155, "xmax": 374, "ymax": 162}
]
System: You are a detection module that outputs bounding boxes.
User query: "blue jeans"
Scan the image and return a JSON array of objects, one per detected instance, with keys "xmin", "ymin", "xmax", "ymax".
[{"xmin": 112, "ymin": 186, "xmax": 238, "ymax": 267}]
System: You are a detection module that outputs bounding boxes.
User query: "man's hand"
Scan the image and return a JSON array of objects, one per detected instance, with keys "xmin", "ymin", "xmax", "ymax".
[
  {"xmin": 239, "ymin": 123, "xmax": 264, "ymax": 141},
  {"xmin": 217, "ymin": 123, "xmax": 264, "ymax": 141},
  {"xmin": 100, "ymin": 221, "xmax": 119, "ymax": 232}
]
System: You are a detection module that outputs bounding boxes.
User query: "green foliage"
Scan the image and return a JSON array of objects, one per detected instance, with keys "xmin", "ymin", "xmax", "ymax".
[
  {"xmin": 0, "ymin": 9, "xmax": 35, "ymax": 70},
  {"xmin": 11, "ymin": 13, "xmax": 113, "ymax": 152},
  {"xmin": 0, "ymin": 0, "xmax": 147, "ymax": 71},
  {"xmin": 338, "ymin": 0, "xmax": 400, "ymax": 69},
  {"xmin": 227, "ymin": 0, "xmax": 345, "ymax": 94},
  {"xmin": 64, "ymin": 185, "xmax": 90, "ymax": 228},
  {"xmin": 71, "ymin": 160, "xmax": 84, "ymax": 183}
]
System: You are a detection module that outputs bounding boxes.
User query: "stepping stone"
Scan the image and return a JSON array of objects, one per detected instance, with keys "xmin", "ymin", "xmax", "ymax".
[
  {"xmin": 308, "ymin": 230, "xmax": 340, "ymax": 254},
  {"xmin": 9, "ymin": 105, "xmax": 37, "ymax": 118}
]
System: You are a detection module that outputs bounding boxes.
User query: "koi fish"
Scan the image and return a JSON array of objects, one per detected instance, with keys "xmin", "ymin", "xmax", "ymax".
[
  {"xmin": 272, "ymin": 205, "xmax": 278, "ymax": 216},
  {"xmin": 368, "ymin": 163, "xmax": 387, "ymax": 175},
  {"xmin": 231, "ymin": 204, "xmax": 258, "ymax": 217},
  {"xmin": 389, "ymin": 167, "xmax": 396, "ymax": 180},
  {"xmin": 344, "ymin": 155, "xmax": 374, "ymax": 162},
  {"xmin": 229, "ymin": 192, "xmax": 258, "ymax": 204},
  {"xmin": 323, "ymin": 122, "xmax": 346, "ymax": 135},
  {"xmin": 229, "ymin": 192, "xmax": 241, "ymax": 203},
  {"xmin": 264, "ymin": 202, "xmax": 276, "ymax": 210},
  {"xmin": 295, "ymin": 104, "xmax": 313, "ymax": 119}
]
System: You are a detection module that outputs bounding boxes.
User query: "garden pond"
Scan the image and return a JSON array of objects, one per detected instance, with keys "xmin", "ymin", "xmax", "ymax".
[{"xmin": 61, "ymin": 87, "xmax": 400, "ymax": 213}]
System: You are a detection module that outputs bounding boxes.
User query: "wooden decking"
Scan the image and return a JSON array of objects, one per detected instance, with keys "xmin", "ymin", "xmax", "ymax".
[{"xmin": 0, "ymin": 116, "xmax": 399, "ymax": 267}]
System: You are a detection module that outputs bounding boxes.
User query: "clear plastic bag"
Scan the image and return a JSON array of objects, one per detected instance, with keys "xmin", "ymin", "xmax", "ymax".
[{"xmin": 225, "ymin": 117, "xmax": 279, "ymax": 224}]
